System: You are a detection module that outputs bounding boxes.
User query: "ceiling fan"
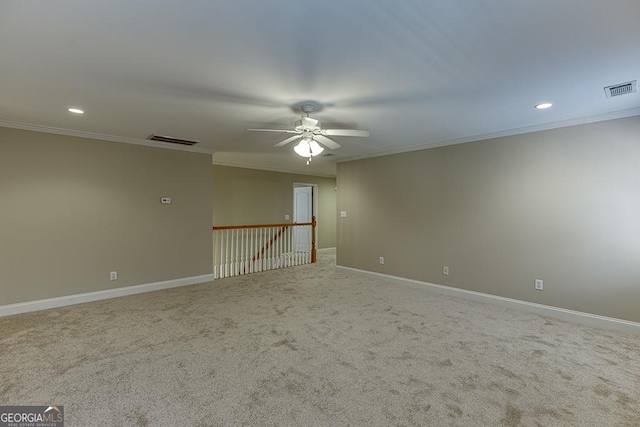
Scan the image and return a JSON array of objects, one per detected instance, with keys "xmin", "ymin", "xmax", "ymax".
[{"xmin": 247, "ymin": 103, "xmax": 369, "ymax": 164}]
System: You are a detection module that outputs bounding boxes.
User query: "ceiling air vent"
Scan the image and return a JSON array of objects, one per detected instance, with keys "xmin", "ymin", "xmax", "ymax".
[
  {"xmin": 147, "ymin": 134, "xmax": 200, "ymax": 146},
  {"xmin": 604, "ymin": 80, "xmax": 636, "ymax": 98}
]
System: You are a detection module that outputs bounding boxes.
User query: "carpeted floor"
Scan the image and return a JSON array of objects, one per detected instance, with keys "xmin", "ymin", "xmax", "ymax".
[{"xmin": 1, "ymin": 249, "xmax": 639, "ymax": 426}]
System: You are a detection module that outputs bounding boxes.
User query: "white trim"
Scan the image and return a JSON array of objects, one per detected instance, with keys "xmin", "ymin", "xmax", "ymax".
[
  {"xmin": 0, "ymin": 120, "xmax": 215, "ymax": 155},
  {"xmin": 0, "ymin": 274, "xmax": 214, "ymax": 318},
  {"xmin": 335, "ymin": 265, "xmax": 640, "ymax": 335},
  {"xmin": 318, "ymin": 247, "xmax": 336, "ymax": 253},
  {"xmin": 337, "ymin": 107, "xmax": 640, "ymax": 163}
]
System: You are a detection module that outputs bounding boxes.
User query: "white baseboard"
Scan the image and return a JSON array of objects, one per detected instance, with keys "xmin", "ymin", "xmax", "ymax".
[
  {"xmin": 0, "ymin": 274, "xmax": 214, "ymax": 318},
  {"xmin": 335, "ymin": 265, "xmax": 640, "ymax": 336},
  {"xmin": 318, "ymin": 247, "xmax": 336, "ymax": 253}
]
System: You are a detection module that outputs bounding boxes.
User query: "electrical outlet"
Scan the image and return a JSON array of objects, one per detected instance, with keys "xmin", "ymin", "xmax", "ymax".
[
  {"xmin": 161, "ymin": 197, "xmax": 171, "ymax": 204},
  {"xmin": 534, "ymin": 279, "xmax": 543, "ymax": 291},
  {"xmin": 442, "ymin": 266, "xmax": 449, "ymax": 276},
  {"xmin": 379, "ymin": 256, "xmax": 385, "ymax": 265},
  {"xmin": 110, "ymin": 271, "xmax": 118, "ymax": 281}
]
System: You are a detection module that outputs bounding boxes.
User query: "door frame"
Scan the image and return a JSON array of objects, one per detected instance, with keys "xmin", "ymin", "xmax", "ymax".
[{"xmin": 293, "ymin": 182, "xmax": 319, "ymax": 247}]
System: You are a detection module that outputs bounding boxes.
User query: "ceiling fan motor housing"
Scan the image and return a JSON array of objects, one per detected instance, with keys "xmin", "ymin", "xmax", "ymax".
[{"xmin": 294, "ymin": 117, "xmax": 321, "ymax": 132}]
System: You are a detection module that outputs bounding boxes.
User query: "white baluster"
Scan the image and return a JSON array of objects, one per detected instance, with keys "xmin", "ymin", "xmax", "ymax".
[
  {"xmin": 304, "ymin": 225, "xmax": 311, "ymax": 264},
  {"xmin": 268, "ymin": 227, "xmax": 273, "ymax": 271},
  {"xmin": 230, "ymin": 229, "xmax": 234, "ymax": 276},
  {"xmin": 246, "ymin": 228, "xmax": 250, "ymax": 274},
  {"xmin": 232, "ymin": 229, "xmax": 236, "ymax": 276},
  {"xmin": 227, "ymin": 229, "xmax": 231, "ymax": 277},
  {"xmin": 214, "ymin": 231, "xmax": 217, "ymax": 279},
  {"xmin": 241, "ymin": 228, "xmax": 245, "ymax": 275},
  {"xmin": 287, "ymin": 226, "xmax": 291, "ymax": 267},
  {"xmin": 283, "ymin": 227, "xmax": 287, "ymax": 267},
  {"xmin": 264, "ymin": 227, "xmax": 268, "ymax": 271},
  {"xmin": 263, "ymin": 227, "xmax": 267, "ymax": 271},
  {"xmin": 238, "ymin": 228, "xmax": 242, "ymax": 275},
  {"xmin": 223, "ymin": 230, "xmax": 228, "ymax": 278},
  {"xmin": 289, "ymin": 226, "xmax": 293, "ymax": 267},
  {"xmin": 254, "ymin": 228, "xmax": 258, "ymax": 272},
  {"xmin": 257, "ymin": 228, "xmax": 261, "ymax": 272},
  {"xmin": 265, "ymin": 227, "xmax": 270, "ymax": 271},
  {"xmin": 298, "ymin": 225, "xmax": 302, "ymax": 265},
  {"xmin": 236, "ymin": 228, "xmax": 240, "ymax": 276},
  {"xmin": 265, "ymin": 227, "xmax": 269, "ymax": 271},
  {"xmin": 221, "ymin": 231, "xmax": 225, "ymax": 277},
  {"xmin": 250, "ymin": 228, "xmax": 254, "ymax": 274},
  {"xmin": 278, "ymin": 227, "xmax": 282, "ymax": 268},
  {"xmin": 217, "ymin": 231, "xmax": 220, "ymax": 278}
]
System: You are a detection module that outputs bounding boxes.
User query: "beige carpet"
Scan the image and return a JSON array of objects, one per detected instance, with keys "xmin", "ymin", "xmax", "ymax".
[{"xmin": 1, "ymin": 249, "xmax": 639, "ymax": 426}]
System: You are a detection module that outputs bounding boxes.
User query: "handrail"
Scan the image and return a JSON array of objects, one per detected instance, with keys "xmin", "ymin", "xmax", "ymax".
[{"xmin": 213, "ymin": 221, "xmax": 313, "ymax": 230}]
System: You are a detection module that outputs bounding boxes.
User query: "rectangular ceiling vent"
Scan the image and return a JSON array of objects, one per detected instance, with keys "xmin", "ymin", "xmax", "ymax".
[
  {"xmin": 147, "ymin": 134, "xmax": 200, "ymax": 146},
  {"xmin": 604, "ymin": 80, "xmax": 636, "ymax": 98}
]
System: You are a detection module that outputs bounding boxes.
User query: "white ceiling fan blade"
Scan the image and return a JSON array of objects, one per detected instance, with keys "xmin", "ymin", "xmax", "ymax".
[
  {"xmin": 247, "ymin": 128, "xmax": 299, "ymax": 134},
  {"xmin": 300, "ymin": 116, "xmax": 319, "ymax": 128},
  {"xmin": 314, "ymin": 135, "xmax": 341, "ymax": 150},
  {"xmin": 274, "ymin": 134, "xmax": 302, "ymax": 147},
  {"xmin": 321, "ymin": 129, "xmax": 369, "ymax": 137}
]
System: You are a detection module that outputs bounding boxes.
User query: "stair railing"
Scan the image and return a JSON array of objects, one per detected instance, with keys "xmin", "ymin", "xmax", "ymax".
[{"xmin": 212, "ymin": 216, "xmax": 316, "ymax": 279}]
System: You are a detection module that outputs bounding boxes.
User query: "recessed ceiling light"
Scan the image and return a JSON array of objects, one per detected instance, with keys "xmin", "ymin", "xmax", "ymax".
[
  {"xmin": 535, "ymin": 103, "xmax": 553, "ymax": 109},
  {"xmin": 68, "ymin": 108, "xmax": 84, "ymax": 114}
]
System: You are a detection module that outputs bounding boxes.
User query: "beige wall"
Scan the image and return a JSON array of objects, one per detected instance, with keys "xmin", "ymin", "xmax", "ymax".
[
  {"xmin": 0, "ymin": 127, "xmax": 213, "ymax": 306},
  {"xmin": 212, "ymin": 165, "xmax": 337, "ymax": 248},
  {"xmin": 337, "ymin": 115, "xmax": 640, "ymax": 323}
]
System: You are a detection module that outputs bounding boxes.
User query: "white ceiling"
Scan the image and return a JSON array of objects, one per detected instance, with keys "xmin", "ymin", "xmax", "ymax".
[{"xmin": 2, "ymin": 1, "xmax": 640, "ymax": 176}]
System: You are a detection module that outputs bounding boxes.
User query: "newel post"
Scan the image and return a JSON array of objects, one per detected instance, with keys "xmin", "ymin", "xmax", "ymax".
[{"xmin": 311, "ymin": 215, "xmax": 317, "ymax": 263}]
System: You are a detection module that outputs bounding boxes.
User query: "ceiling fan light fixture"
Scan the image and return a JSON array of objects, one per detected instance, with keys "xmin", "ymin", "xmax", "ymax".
[
  {"xmin": 294, "ymin": 138, "xmax": 324, "ymax": 159},
  {"xmin": 309, "ymin": 140, "xmax": 324, "ymax": 156},
  {"xmin": 294, "ymin": 139, "xmax": 312, "ymax": 157}
]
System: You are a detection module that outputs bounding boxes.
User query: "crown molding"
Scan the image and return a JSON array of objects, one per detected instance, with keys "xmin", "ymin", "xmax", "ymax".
[
  {"xmin": 337, "ymin": 107, "xmax": 640, "ymax": 163},
  {"xmin": 0, "ymin": 120, "xmax": 216, "ymax": 155}
]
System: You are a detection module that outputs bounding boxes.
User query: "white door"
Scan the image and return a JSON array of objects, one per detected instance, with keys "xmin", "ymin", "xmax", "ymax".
[{"xmin": 293, "ymin": 186, "xmax": 312, "ymax": 252}]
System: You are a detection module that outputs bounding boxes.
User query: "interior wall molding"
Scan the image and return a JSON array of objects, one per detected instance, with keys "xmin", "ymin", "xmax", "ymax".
[
  {"xmin": 335, "ymin": 265, "xmax": 640, "ymax": 336},
  {"xmin": 0, "ymin": 120, "xmax": 215, "ymax": 155},
  {"xmin": 338, "ymin": 107, "xmax": 640, "ymax": 163},
  {"xmin": 0, "ymin": 274, "xmax": 214, "ymax": 318}
]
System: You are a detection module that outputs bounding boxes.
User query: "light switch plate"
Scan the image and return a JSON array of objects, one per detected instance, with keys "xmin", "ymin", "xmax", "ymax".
[{"xmin": 534, "ymin": 279, "xmax": 544, "ymax": 291}]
